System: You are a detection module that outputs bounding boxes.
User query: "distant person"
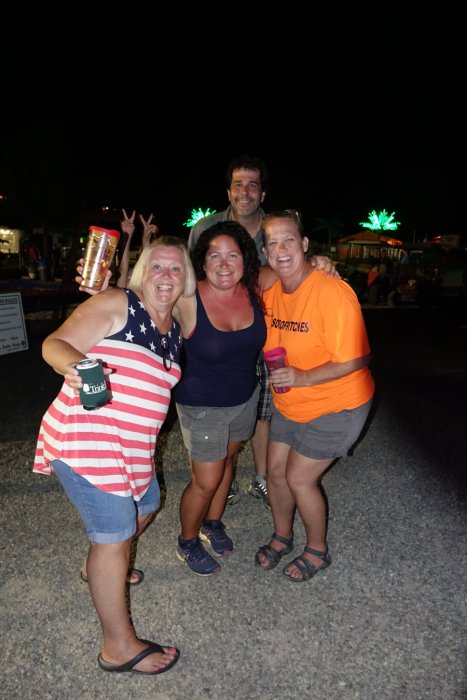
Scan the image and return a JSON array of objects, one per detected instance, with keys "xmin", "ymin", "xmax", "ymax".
[
  {"xmin": 116, "ymin": 209, "xmax": 159, "ymax": 287},
  {"xmin": 255, "ymin": 210, "xmax": 375, "ymax": 582},
  {"xmin": 376, "ymin": 254, "xmax": 392, "ymax": 302},
  {"xmin": 400, "ymin": 250, "xmax": 411, "ymax": 266},
  {"xmin": 33, "ymin": 238, "xmax": 194, "ymax": 674}
]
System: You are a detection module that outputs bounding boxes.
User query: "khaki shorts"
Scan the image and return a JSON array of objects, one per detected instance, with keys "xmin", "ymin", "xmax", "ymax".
[{"xmin": 176, "ymin": 384, "xmax": 260, "ymax": 462}]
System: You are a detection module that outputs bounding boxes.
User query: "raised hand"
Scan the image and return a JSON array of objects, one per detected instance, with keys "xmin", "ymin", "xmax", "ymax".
[
  {"xmin": 140, "ymin": 213, "xmax": 159, "ymax": 248},
  {"xmin": 75, "ymin": 259, "xmax": 112, "ymax": 294},
  {"xmin": 121, "ymin": 209, "xmax": 136, "ymax": 238}
]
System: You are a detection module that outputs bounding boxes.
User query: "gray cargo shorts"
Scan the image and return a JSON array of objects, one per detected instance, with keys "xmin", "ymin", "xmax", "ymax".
[
  {"xmin": 269, "ymin": 399, "xmax": 372, "ymax": 460},
  {"xmin": 176, "ymin": 384, "xmax": 260, "ymax": 462}
]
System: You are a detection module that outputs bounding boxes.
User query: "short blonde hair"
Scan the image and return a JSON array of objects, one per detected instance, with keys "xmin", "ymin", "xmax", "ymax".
[{"xmin": 128, "ymin": 236, "xmax": 196, "ymax": 297}]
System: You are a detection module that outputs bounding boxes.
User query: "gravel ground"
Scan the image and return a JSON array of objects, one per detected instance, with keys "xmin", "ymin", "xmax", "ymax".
[{"xmin": 0, "ymin": 310, "xmax": 466, "ymax": 700}]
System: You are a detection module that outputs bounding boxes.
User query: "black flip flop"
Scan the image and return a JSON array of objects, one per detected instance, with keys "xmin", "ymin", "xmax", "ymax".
[{"xmin": 98, "ymin": 640, "xmax": 180, "ymax": 675}]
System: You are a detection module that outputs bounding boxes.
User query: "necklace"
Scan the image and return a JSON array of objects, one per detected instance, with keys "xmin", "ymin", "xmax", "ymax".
[
  {"xmin": 155, "ymin": 328, "xmax": 172, "ymax": 371},
  {"xmin": 139, "ymin": 292, "xmax": 173, "ymax": 370}
]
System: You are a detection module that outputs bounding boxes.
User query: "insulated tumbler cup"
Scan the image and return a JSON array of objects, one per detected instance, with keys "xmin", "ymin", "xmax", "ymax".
[
  {"xmin": 81, "ymin": 226, "xmax": 120, "ymax": 291},
  {"xmin": 263, "ymin": 346, "xmax": 291, "ymax": 393}
]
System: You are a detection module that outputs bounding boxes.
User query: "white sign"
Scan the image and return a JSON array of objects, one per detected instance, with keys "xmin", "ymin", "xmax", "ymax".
[{"xmin": 0, "ymin": 293, "xmax": 29, "ymax": 355}]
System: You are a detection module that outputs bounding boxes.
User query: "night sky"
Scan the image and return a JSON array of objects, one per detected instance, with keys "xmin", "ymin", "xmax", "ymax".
[{"xmin": 1, "ymin": 34, "xmax": 462, "ymax": 244}]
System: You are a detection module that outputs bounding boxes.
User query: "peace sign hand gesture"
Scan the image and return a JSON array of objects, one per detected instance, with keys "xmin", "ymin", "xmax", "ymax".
[
  {"xmin": 140, "ymin": 213, "xmax": 159, "ymax": 248},
  {"xmin": 121, "ymin": 209, "xmax": 136, "ymax": 238}
]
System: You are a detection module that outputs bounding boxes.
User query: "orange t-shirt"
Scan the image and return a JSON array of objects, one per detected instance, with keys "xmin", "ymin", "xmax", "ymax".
[{"xmin": 262, "ymin": 270, "xmax": 375, "ymax": 422}]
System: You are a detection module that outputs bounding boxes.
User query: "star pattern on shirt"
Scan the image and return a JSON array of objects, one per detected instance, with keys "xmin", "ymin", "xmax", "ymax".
[{"xmin": 119, "ymin": 291, "xmax": 182, "ymax": 361}]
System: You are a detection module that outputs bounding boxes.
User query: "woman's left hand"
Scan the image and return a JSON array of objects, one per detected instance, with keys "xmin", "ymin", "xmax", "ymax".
[
  {"xmin": 64, "ymin": 363, "xmax": 81, "ymax": 393},
  {"xmin": 269, "ymin": 366, "xmax": 299, "ymax": 390},
  {"xmin": 64, "ymin": 362, "xmax": 113, "ymax": 395}
]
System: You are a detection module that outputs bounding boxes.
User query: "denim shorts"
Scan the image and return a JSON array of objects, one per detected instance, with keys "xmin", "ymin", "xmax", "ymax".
[
  {"xmin": 176, "ymin": 383, "xmax": 260, "ymax": 462},
  {"xmin": 51, "ymin": 459, "xmax": 159, "ymax": 544},
  {"xmin": 269, "ymin": 399, "xmax": 372, "ymax": 460}
]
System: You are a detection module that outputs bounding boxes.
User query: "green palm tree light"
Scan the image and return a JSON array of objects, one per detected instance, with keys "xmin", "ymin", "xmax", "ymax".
[
  {"xmin": 360, "ymin": 209, "xmax": 400, "ymax": 231},
  {"xmin": 183, "ymin": 208, "xmax": 216, "ymax": 228}
]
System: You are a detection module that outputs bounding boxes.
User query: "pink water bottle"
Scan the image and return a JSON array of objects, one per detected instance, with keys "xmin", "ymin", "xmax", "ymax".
[{"xmin": 264, "ymin": 346, "xmax": 291, "ymax": 393}]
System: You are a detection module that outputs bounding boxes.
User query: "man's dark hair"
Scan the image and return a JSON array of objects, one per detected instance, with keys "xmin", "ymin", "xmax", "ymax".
[
  {"xmin": 226, "ymin": 154, "xmax": 269, "ymax": 192},
  {"xmin": 191, "ymin": 220, "xmax": 264, "ymax": 312}
]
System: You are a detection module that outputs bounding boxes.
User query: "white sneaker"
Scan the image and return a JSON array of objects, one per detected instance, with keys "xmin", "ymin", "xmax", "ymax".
[{"xmin": 248, "ymin": 478, "xmax": 269, "ymax": 505}]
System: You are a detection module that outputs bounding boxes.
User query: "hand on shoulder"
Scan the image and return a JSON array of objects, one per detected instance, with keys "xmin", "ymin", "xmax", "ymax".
[{"xmin": 311, "ymin": 255, "xmax": 340, "ymax": 278}]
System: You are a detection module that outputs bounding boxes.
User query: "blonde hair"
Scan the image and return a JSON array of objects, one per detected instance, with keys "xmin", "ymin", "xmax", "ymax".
[{"xmin": 128, "ymin": 237, "xmax": 196, "ymax": 297}]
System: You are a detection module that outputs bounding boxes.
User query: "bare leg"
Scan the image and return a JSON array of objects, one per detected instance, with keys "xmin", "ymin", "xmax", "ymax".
[
  {"xmin": 250, "ymin": 419, "xmax": 270, "ymax": 478},
  {"xmin": 86, "ymin": 539, "xmax": 177, "ymax": 672},
  {"xmin": 136, "ymin": 512, "xmax": 155, "ymax": 537},
  {"xmin": 81, "ymin": 512, "xmax": 154, "ymax": 583},
  {"xmin": 179, "ymin": 441, "xmax": 241, "ymax": 539},
  {"xmin": 207, "ymin": 441, "xmax": 241, "ymax": 519},
  {"xmin": 283, "ymin": 452, "xmax": 333, "ymax": 579},
  {"xmin": 256, "ymin": 440, "xmax": 295, "ymax": 567}
]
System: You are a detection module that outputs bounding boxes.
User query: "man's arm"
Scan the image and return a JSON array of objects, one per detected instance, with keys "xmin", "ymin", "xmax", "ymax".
[{"xmin": 311, "ymin": 255, "xmax": 340, "ymax": 277}]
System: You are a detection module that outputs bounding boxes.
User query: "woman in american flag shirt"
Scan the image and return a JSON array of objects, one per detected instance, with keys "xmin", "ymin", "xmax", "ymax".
[{"xmin": 33, "ymin": 237, "xmax": 195, "ymax": 675}]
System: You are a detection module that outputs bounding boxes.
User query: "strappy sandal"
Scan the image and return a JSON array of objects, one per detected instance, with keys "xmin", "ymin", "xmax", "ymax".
[
  {"xmin": 255, "ymin": 532, "xmax": 294, "ymax": 570},
  {"xmin": 283, "ymin": 545, "xmax": 331, "ymax": 582}
]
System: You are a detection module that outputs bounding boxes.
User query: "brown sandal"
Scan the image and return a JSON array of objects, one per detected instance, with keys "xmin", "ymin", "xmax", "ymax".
[{"xmin": 255, "ymin": 532, "xmax": 294, "ymax": 570}]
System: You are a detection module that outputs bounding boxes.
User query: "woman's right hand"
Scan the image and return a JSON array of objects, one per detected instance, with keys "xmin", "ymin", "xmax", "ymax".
[{"xmin": 75, "ymin": 259, "xmax": 112, "ymax": 294}]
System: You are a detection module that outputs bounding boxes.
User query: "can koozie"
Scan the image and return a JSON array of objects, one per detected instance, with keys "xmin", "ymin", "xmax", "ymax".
[{"xmin": 75, "ymin": 358, "xmax": 109, "ymax": 410}]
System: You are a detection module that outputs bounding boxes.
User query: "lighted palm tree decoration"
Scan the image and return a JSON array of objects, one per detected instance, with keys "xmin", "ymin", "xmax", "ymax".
[
  {"xmin": 183, "ymin": 208, "xmax": 216, "ymax": 228},
  {"xmin": 360, "ymin": 209, "xmax": 400, "ymax": 231}
]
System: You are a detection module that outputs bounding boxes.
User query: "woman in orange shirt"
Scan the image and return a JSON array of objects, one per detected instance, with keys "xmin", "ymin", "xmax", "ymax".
[{"xmin": 255, "ymin": 210, "xmax": 375, "ymax": 582}]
